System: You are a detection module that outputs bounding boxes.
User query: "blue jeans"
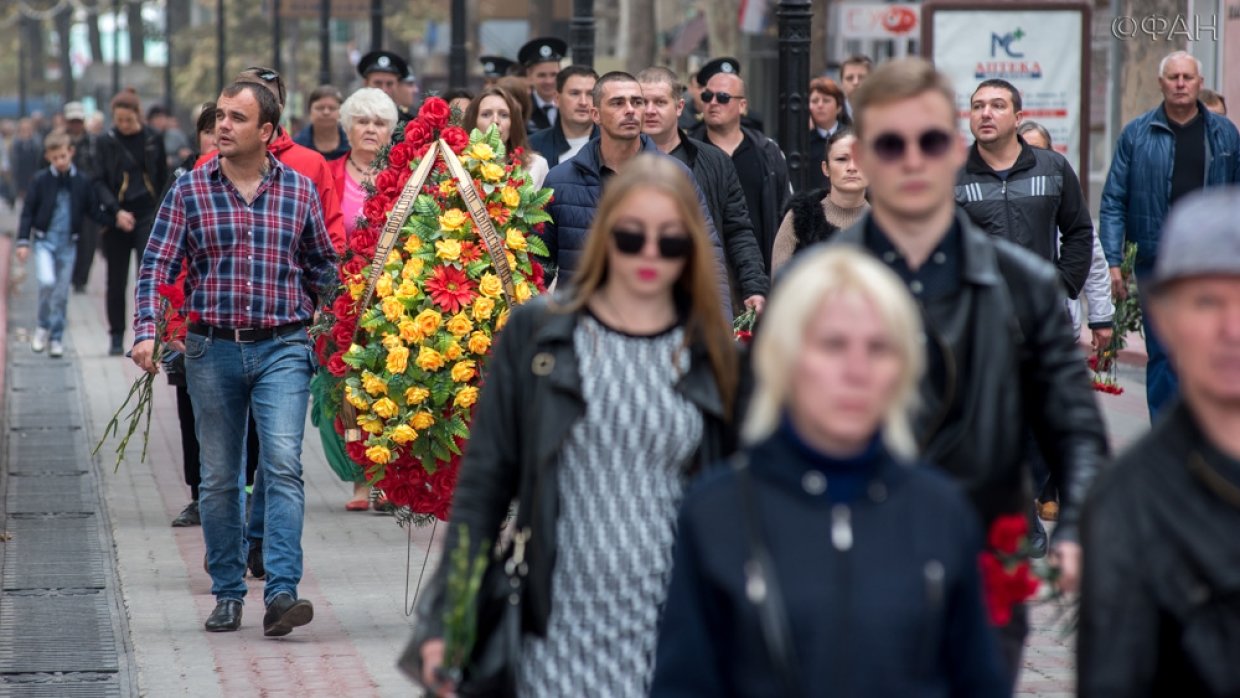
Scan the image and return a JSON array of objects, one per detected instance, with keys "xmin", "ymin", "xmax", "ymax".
[
  {"xmin": 185, "ymin": 328, "xmax": 316, "ymax": 605},
  {"xmin": 1136, "ymin": 269, "xmax": 1179, "ymax": 419},
  {"xmin": 34, "ymin": 229, "xmax": 77, "ymax": 341}
]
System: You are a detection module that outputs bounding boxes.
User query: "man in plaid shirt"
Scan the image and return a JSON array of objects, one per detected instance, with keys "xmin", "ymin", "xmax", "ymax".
[{"xmin": 132, "ymin": 82, "xmax": 337, "ymax": 637}]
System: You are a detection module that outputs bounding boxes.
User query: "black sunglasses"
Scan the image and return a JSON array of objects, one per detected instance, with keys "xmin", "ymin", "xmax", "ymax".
[
  {"xmin": 246, "ymin": 67, "xmax": 280, "ymax": 82},
  {"xmin": 700, "ymin": 90, "xmax": 742, "ymax": 105},
  {"xmin": 869, "ymin": 129, "xmax": 954, "ymax": 163},
  {"xmin": 612, "ymin": 228, "xmax": 692, "ymax": 259}
]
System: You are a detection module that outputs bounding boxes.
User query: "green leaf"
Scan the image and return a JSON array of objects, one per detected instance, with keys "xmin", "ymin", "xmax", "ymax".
[
  {"xmin": 413, "ymin": 194, "xmax": 441, "ymax": 218},
  {"xmin": 526, "ymin": 187, "xmax": 553, "ymax": 209},
  {"xmin": 526, "ymin": 235, "xmax": 550, "ymax": 257}
]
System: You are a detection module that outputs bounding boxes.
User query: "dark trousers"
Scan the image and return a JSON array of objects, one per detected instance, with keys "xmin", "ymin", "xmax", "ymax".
[
  {"xmin": 174, "ymin": 384, "xmax": 260, "ymax": 501},
  {"xmin": 71, "ymin": 220, "xmax": 100, "ymax": 289},
  {"xmin": 100, "ymin": 207, "xmax": 156, "ymax": 338},
  {"xmin": 997, "ymin": 604, "xmax": 1030, "ymax": 690}
]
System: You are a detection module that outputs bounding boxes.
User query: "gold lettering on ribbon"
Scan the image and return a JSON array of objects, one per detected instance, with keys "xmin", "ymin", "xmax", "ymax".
[{"xmin": 439, "ymin": 139, "xmax": 518, "ymax": 306}]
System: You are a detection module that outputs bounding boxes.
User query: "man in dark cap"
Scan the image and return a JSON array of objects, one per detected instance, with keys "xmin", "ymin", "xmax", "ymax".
[
  {"xmin": 357, "ymin": 50, "xmax": 415, "ymax": 134},
  {"xmin": 1080, "ymin": 186, "xmax": 1240, "ymax": 697},
  {"xmin": 518, "ymin": 37, "xmax": 568, "ymax": 133},
  {"xmin": 480, "ymin": 55, "xmax": 516, "ymax": 88},
  {"xmin": 694, "ymin": 57, "xmax": 765, "ymax": 132}
]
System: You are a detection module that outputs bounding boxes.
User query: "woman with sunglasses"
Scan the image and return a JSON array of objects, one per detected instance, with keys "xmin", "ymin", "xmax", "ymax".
[
  {"xmin": 404, "ymin": 154, "xmax": 741, "ymax": 697},
  {"xmin": 651, "ymin": 246, "xmax": 1006, "ymax": 698},
  {"xmin": 770, "ymin": 128, "xmax": 868, "ymax": 277},
  {"xmin": 464, "ymin": 86, "xmax": 550, "ymax": 189}
]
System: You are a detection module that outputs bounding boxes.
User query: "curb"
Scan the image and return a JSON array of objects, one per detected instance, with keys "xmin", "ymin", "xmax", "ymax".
[{"xmin": 0, "ymin": 234, "xmax": 10, "ymax": 412}]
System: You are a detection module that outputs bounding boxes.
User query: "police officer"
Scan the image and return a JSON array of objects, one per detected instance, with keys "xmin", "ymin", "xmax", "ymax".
[
  {"xmin": 357, "ymin": 50, "xmax": 414, "ymax": 135},
  {"xmin": 518, "ymin": 37, "xmax": 568, "ymax": 133}
]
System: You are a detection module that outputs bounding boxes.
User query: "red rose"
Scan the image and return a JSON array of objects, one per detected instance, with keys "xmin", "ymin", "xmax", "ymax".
[
  {"xmin": 404, "ymin": 120, "xmax": 434, "ymax": 149},
  {"xmin": 345, "ymin": 440, "xmax": 369, "ymax": 466},
  {"xmin": 349, "ymin": 228, "xmax": 379, "ymax": 257},
  {"xmin": 341, "ymin": 255, "xmax": 367, "ymax": 279},
  {"xmin": 441, "ymin": 125, "xmax": 470, "ymax": 153},
  {"xmin": 530, "ymin": 260, "xmax": 546, "ymax": 291},
  {"xmin": 419, "ymin": 97, "xmax": 451, "ymax": 130},
  {"xmin": 387, "ymin": 143, "xmax": 413, "ymax": 172},
  {"xmin": 332, "ymin": 319, "xmax": 357, "ymax": 347},
  {"xmin": 314, "ymin": 333, "xmax": 329, "ymax": 361},
  {"xmin": 374, "ymin": 167, "xmax": 400, "ymax": 194},
  {"xmin": 327, "ymin": 351, "xmax": 349, "ymax": 377},
  {"xmin": 362, "ymin": 195, "xmax": 391, "ymax": 227},
  {"xmin": 735, "ymin": 330, "xmax": 753, "ymax": 344},
  {"xmin": 330, "ymin": 293, "xmax": 357, "ymax": 320},
  {"xmin": 986, "ymin": 514, "xmax": 1028, "ymax": 555}
]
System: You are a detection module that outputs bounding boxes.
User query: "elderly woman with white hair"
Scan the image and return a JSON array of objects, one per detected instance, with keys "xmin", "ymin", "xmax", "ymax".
[
  {"xmin": 651, "ymin": 246, "xmax": 1006, "ymax": 697},
  {"xmin": 327, "ymin": 87, "xmax": 399, "ymax": 240}
]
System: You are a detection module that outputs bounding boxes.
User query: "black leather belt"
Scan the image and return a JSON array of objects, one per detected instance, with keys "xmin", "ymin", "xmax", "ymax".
[{"xmin": 187, "ymin": 321, "xmax": 305, "ymax": 343}]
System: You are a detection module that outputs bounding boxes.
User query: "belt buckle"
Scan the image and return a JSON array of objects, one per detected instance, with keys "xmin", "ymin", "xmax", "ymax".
[{"xmin": 232, "ymin": 328, "xmax": 254, "ymax": 343}]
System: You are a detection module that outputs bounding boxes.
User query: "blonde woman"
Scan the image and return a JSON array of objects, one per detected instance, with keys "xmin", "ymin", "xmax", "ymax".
[
  {"xmin": 651, "ymin": 246, "xmax": 1006, "ymax": 697},
  {"xmin": 405, "ymin": 154, "xmax": 740, "ymax": 696}
]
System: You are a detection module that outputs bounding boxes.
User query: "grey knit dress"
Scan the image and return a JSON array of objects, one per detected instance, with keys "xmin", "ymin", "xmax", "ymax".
[{"xmin": 518, "ymin": 313, "xmax": 704, "ymax": 697}]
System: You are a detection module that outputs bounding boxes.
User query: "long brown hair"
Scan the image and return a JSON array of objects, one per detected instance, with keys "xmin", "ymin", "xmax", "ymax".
[
  {"xmin": 562, "ymin": 154, "xmax": 738, "ymax": 417},
  {"xmin": 464, "ymin": 86, "xmax": 531, "ymax": 166}
]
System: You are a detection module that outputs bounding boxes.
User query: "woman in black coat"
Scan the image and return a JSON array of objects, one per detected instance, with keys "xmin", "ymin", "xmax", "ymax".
[{"xmin": 651, "ymin": 246, "xmax": 1006, "ymax": 698}]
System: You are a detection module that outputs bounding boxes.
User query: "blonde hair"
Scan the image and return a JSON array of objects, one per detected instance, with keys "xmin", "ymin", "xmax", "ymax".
[
  {"xmin": 744, "ymin": 245, "xmax": 925, "ymax": 459},
  {"xmin": 563, "ymin": 154, "xmax": 738, "ymax": 418}
]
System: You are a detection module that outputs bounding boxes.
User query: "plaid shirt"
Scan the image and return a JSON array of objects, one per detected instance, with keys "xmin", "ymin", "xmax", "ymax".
[{"xmin": 134, "ymin": 154, "xmax": 337, "ymax": 342}]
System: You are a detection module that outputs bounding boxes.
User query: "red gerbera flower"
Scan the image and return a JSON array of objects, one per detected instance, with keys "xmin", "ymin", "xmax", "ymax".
[
  {"xmin": 459, "ymin": 240, "xmax": 483, "ymax": 264},
  {"xmin": 425, "ymin": 265, "xmax": 478, "ymax": 313},
  {"xmin": 487, "ymin": 201, "xmax": 512, "ymax": 226}
]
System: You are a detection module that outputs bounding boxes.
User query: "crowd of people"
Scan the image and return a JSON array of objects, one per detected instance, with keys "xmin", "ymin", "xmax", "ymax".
[{"xmin": 6, "ymin": 33, "xmax": 1240, "ymax": 695}]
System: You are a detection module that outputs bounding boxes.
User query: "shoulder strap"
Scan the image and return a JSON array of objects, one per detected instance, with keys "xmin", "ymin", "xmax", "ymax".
[{"xmin": 731, "ymin": 454, "xmax": 802, "ymax": 697}]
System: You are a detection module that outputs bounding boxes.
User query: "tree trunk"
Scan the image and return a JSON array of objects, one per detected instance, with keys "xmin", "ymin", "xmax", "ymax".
[
  {"xmin": 810, "ymin": 0, "xmax": 828, "ymax": 78},
  {"xmin": 704, "ymin": 0, "xmax": 739, "ymax": 60},
  {"xmin": 88, "ymin": 4, "xmax": 105, "ymax": 63},
  {"xmin": 1118, "ymin": 0, "xmax": 1188, "ymax": 125},
  {"xmin": 27, "ymin": 17, "xmax": 46, "ymax": 91},
  {"xmin": 56, "ymin": 5, "xmax": 74, "ymax": 102},
  {"xmin": 127, "ymin": 0, "xmax": 145, "ymax": 64},
  {"xmin": 626, "ymin": 0, "xmax": 655, "ymax": 72}
]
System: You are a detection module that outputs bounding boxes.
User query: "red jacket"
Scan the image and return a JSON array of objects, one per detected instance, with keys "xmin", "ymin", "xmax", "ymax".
[{"xmin": 326, "ymin": 153, "xmax": 349, "ymax": 229}]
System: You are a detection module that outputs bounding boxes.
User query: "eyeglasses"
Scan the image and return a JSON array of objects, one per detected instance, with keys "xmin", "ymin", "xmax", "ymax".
[
  {"xmin": 700, "ymin": 90, "xmax": 742, "ymax": 105},
  {"xmin": 611, "ymin": 228, "xmax": 692, "ymax": 259},
  {"xmin": 245, "ymin": 67, "xmax": 280, "ymax": 82},
  {"xmin": 868, "ymin": 129, "xmax": 954, "ymax": 163}
]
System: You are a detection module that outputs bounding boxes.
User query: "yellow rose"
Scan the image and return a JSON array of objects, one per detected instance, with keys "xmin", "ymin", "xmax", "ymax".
[
  {"xmin": 365, "ymin": 444, "xmax": 392, "ymax": 465},
  {"xmin": 372, "ymin": 397, "xmax": 399, "ymax": 419},
  {"xmin": 472, "ymin": 297, "xmax": 495, "ymax": 321},
  {"xmin": 506, "ymin": 251, "xmax": 518, "ymax": 270},
  {"xmin": 467, "ymin": 331, "xmax": 492, "ymax": 355},
  {"xmin": 450, "ymin": 360, "xmax": 477, "ymax": 383},
  {"xmin": 391, "ymin": 424, "xmax": 418, "ymax": 444},
  {"xmin": 410, "ymin": 411, "xmax": 435, "ymax": 430},
  {"xmin": 381, "ymin": 334, "xmax": 403, "ymax": 351},
  {"xmin": 439, "ymin": 208, "xmax": 468, "ymax": 231},
  {"xmin": 402, "ymin": 234, "xmax": 424, "ymax": 255},
  {"xmin": 454, "ymin": 386, "xmax": 480, "ymax": 409},
  {"xmin": 447, "ymin": 312, "xmax": 473, "ymax": 337},
  {"xmin": 469, "ymin": 142, "xmax": 495, "ymax": 161},
  {"xmin": 381, "ymin": 296, "xmax": 405, "ymax": 323},
  {"xmin": 375, "ymin": 273, "xmax": 394, "ymax": 298},
  {"xmin": 386, "ymin": 249, "xmax": 404, "ymax": 267},
  {"xmin": 402, "ymin": 256, "xmax": 425, "ymax": 280},
  {"xmin": 480, "ymin": 162, "xmax": 505, "ymax": 183},
  {"xmin": 416, "ymin": 346, "xmax": 446, "ymax": 371},
  {"xmin": 505, "ymin": 228, "xmax": 527, "ymax": 252},
  {"xmin": 444, "ymin": 341, "xmax": 463, "ymax": 361},
  {"xmin": 396, "ymin": 279, "xmax": 419, "ymax": 300},
  {"xmin": 358, "ymin": 414, "xmax": 385, "ymax": 435},
  {"xmin": 500, "ymin": 186, "xmax": 521, "ymax": 209},
  {"xmin": 479, "ymin": 273, "xmax": 503, "ymax": 299},
  {"xmin": 414, "ymin": 309, "xmax": 443, "ymax": 336},
  {"xmin": 435, "ymin": 238, "xmax": 462, "ymax": 261},
  {"xmin": 361, "ymin": 372, "xmax": 388, "ymax": 397},
  {"xmin": 386, "ymin": 345, "xmax": 410, "ymax": 374},
  {"xmin": 348, "ymin": 280, "xmax": 366, "ymax": 300},
  {"xmin": 398, "ymin": 319, "xmax": 423, "ymax": 343},
  {"xmin": 516, "ymin": 281, "xmax": 532, "ymax": 302},
  {"xmin": 438, "ymin": 179, "xmax": 458, "ymax": 196},
  {"xmin": 345, "ymin": 386, "xmax": 370, "ymax": 411},
  {"xmin": 497, "ymin": 308, "xmax": 510, "ymax": 330},
  {"xmin": 405, "ymin": 386, "xmax": 430, "ymax": 405}
]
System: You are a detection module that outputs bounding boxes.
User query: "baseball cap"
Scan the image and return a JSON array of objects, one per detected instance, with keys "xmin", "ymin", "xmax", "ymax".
[
  {"xmin": 64, "ymin": 102, "xmax": 86, "ymax": 121},
  {"xmin": 1151, "ymin": 186, "xmax": 1240, "ymax": 292}
]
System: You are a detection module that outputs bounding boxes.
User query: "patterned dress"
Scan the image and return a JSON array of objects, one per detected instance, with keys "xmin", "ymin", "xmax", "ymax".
[{"xmin": 518, "ymin": 313, "xmax": 704, "ymax": 696}]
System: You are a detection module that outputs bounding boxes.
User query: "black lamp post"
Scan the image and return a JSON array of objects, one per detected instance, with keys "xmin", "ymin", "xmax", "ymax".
[
  {"xmin": 272, "ymin": 0, "xmax": 282, "ymax": 73},
  {"xmin": 570, "ymin": 0, "xmax": 594, "ymax": 69},
  {"xmin": 164, "ymin": 2, "xmax": 173, "ymax": 109},
  {"xmin": 776, "ymin": 0, "xmax": 812, "ymax": 192},
  {"xmin": 114, "ymin": 0, "xmax": 123, "ymax": 96},
  {"xmin": 216, "ymin": 0, "xmax": 225, "ymax": 93},
  {"xmin": 448, "ymin": 0, "xmax": 466, "ymax": 87},
  {"xmin": 370, "ymin": 0, "xmax": 383, "ymax": 52},
  {"xmin": 319, "ymin": 0, "xmax": 331, "ymax": 85}
]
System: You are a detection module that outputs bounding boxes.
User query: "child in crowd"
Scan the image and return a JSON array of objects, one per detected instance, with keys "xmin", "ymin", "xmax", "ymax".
[{"xmin": 15, "ymin": 130, "xmax": 110, "ymax": 357}]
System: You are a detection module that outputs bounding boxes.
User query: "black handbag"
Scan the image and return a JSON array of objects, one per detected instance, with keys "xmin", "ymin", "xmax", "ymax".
[{"xmin": 732, "ymin": 454, "xmax": 803, "ymax": 697}]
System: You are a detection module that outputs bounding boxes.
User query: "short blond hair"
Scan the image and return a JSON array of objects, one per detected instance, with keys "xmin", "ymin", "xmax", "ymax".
[
  {"xmin": 850, "ymin": 57, "xmax": 955, "ymax": 139},
  {"xmin": 744, "ymin": 245, "xmax": 925, "ymax": 459}
]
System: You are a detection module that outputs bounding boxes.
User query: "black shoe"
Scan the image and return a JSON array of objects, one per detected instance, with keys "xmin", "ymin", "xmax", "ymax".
[
  {"xmin": 171, "ymin": 501, "xmax": 200, "ymax": 527},
  {"xmin": 72, "ymin": 284, "xmax": 86, "ymax": 295},
  {"xmin": 109, "ymin": 335, "xmax": 124, "ymax": 356},
  {"xmin": 247, "ymin": 538, "xmax": 265, "ymax": 579},
  {"xmin": 204, "ymin": 599, "xmax": 243, "ymax": 632},
  {"xmin": 263, "ymin": 594, "xmax": 314, "ymax": 637}
]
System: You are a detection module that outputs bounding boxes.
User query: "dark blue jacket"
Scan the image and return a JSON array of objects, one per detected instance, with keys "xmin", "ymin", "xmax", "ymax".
[
  {"xmin": 17, "ymin": 166, "xmax": 109, "ymax": 246},
  {"xmin": 526, "ymin": 118, "xmax": 600, "ymax": 168},
  {"xmin": 541, "ymin": 135, "xmax": 734, "ymax": 320},
  {"xmin": 652, "ymin": 427, "xmax": 1007, "ymax": 698},
  {"xmin": 292, "ymin": 124, "xmax": 350, "ymax": 162},
  {"xmin": 1100, "ymin": 102, "xmax": 1240, "ymax": 268}
]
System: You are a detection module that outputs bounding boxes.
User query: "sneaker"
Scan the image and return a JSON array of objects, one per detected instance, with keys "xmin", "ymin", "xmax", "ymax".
[
  {"xmin": 31, "ymin": 328, "xmax": 48, "ymax": 353},
  {"xmin": 48, "ymin": 340, "xmax": 64, "ymax": 358},
  {"xmin": 171, "ymin": 501, "xmax": 200, "ymax": 527}
]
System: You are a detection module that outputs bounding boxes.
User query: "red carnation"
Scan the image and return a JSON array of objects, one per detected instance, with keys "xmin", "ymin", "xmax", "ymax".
[
  {"xmin": 531, "ymin": 260, "xmax": 546, "ymax": 290},
  {"xmin": 735, "ymin": 330, "xmax": 753, "ymax": 344},
  {"xmin": 441, "ymin": 125, "xmax": 470, "ymax": 153},
  {"xmin": 404, "ymin": 120, "xmax": 434, "ymax": 149},
  {"xmin": 387, "ymin": 143, "xmax": 414, "ymax": 171},
  {"xmin": 425, "ymin": 265, "xmax": 478, "ymax": 314},
  {"xmin": 327, "ymin": 351, "xmax": 350, "ymax": 377},
  {"xmin": 157, "ymin": 282, "xmax": 186, "ymax": 309},
  {"xmin": 987, "ymin": 514, "xmax": 1028, "ymax": 555},
  {"xmin": 419, "ymin": 97, "xmax": 452, "ymax": 130}
]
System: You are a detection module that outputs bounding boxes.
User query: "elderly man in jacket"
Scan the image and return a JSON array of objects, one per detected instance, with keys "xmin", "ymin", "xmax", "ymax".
[
  {"xmin": 540, "ymin": 71, "xmax": 734, "ymax": 320},
  {"xmin": 1100, "ymin": 50, "xmax": 1240, "ymax": 418},
  {"xmin": 1080, "ymin": 187, "xmax": 1240, "ymax": 698},
  {"xmin": 824, "ymin": 58, "xmax": 1105, "ymax": 685},
  {"xmin": 638, "ymin": 66, "xmax": 768, "ymax": 314}
]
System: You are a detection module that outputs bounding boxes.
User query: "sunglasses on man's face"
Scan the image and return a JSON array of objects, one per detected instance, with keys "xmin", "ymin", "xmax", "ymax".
[
  {"xmin": 868, "ymin": 129, "xmax": 954, "ymax": 163},
  {"xmin": 612, "ymin": 228, "xmax": 692, "ymax": 259},
  {"xmin": 700, "ymin": 90, "xmax": 742, "ymax": 105}
]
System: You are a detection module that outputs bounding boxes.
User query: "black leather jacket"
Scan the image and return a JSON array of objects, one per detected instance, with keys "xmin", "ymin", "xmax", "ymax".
[
  {"xmin": 830, "ymin": 211, "xmax": 1106, "ymax": 539},
  {"xmin": 92, "ymin": 125, "xmax": 169, "ymax": 216},
  {"xmin": 404, "ymin": 295, "xmax": 739, "ymax": 667},
  {"xmin": 1079, "ymin": 400, "xmax": 1240, "ymax": 697}
]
